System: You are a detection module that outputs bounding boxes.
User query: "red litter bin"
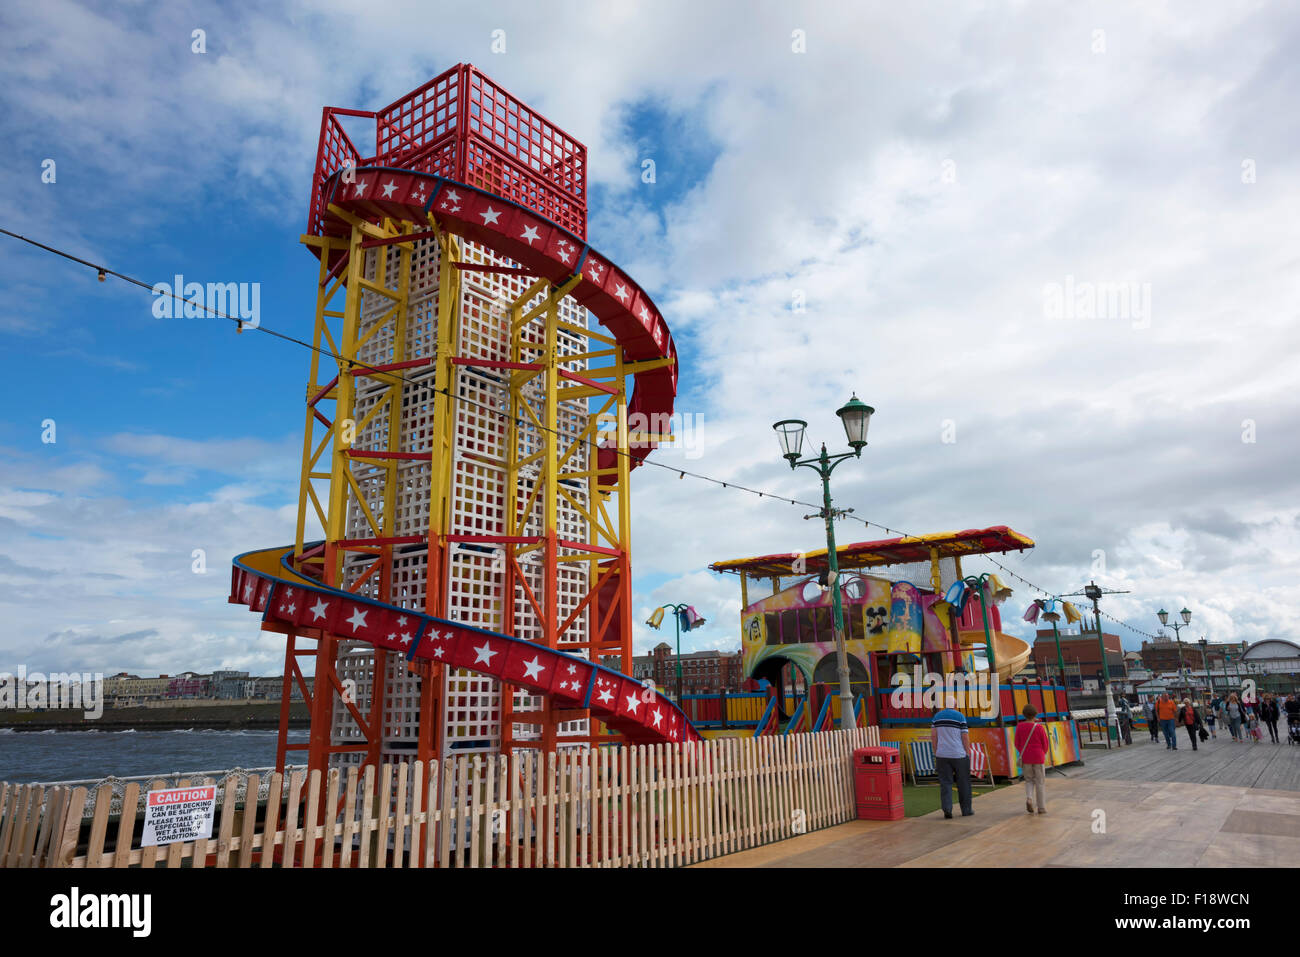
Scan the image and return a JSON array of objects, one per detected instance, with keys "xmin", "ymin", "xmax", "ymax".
[{"xmin": 853, "ymin": 746, "xmax": 904, "ymax": 821}]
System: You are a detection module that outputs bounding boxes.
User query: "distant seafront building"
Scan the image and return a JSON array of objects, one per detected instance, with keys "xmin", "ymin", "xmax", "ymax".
[
  {"xmin": 630, "ymin": 643, "xmax": 745, "ymax": 696},
  {"xmin": 166, "ymin": 672, "xmax": 210, "ymax": 699},
  {"xmin": 1031, "ymin": 627, "xmax": 1123, "ymax": 688},
  {"xmin": 211, "ymin": 670, "xmax": 251, "ymax": 699},
  {"xmin": 102, "ymin": 673, "xmax": 173, "ymax": 706},
  {"xmin": 1139, "ymin": 638, "xmax": 1245, "ymax": 674},
  {"xmin": 102, "ymin": 671, "xmax": 313, "ymax": 707},
  {"xmin": 1240, "ymin": 638, "xmax": 1300, "ymax": 672}
]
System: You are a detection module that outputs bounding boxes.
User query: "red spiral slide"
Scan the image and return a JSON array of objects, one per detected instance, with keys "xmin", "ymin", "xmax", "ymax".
[{"xmin": 232, "ymin": 545, "xmax": 701, "ymax": 745}]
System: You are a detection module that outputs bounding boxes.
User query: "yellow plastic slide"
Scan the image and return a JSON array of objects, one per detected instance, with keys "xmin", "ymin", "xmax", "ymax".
[
  {"xmin": 991, "ymin": 631, "xmax": 1032, "ymax": 682},
  {"xmin": 958, "ymin": 629, "xmax": 1032, "ymax": 682}
]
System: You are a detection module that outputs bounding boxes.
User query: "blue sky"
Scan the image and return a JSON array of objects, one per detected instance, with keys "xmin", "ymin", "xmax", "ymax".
[{"xmin": 3, "ymin": 1, "xmax": 1300, "ymax": 678}]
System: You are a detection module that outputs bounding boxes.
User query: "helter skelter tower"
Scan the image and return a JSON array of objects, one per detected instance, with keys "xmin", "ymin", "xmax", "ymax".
[{"xmin": 240, "ymin": 64, "xmax": 688, "ymax": 773}]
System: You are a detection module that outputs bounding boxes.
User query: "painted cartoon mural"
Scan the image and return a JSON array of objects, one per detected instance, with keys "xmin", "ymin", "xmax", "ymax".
[{"xmin": 741, "ymin": 574, "xmax": 952, "ymax": 686}]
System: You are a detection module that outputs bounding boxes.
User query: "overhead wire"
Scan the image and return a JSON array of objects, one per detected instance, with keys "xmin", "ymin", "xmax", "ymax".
[{"xmin": 1, "ymin": 224, "xmax": 1177, "ymax": 642}]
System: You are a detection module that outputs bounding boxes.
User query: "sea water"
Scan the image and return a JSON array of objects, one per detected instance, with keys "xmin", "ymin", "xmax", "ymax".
[{"xmin": 0, "ymin": 727, "xmax": 311, "ymax": 783}]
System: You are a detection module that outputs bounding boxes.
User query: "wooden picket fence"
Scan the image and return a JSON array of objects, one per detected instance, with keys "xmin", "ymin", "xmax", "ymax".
[{"xmin": 1, "ymin": 727, "xmax": 878, "ymax": 868}]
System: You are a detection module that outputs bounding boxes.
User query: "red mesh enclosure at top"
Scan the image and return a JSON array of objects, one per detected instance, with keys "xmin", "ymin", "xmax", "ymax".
[
  {"xmin": 374, "ymin": 67, "xmax": 461, "ymax": 177},
  {"xmin": 309, "ymin": 64, "xmax": 587, "ymax": 239},
  {"xmin": 308, "ymin": 108, "xmax": 368, "ymax": 238}
]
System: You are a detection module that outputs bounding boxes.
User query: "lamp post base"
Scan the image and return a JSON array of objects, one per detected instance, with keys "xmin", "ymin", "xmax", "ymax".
[{"xmin": 839, "ymin": 694, "xmax": 857, "ymax": 729}]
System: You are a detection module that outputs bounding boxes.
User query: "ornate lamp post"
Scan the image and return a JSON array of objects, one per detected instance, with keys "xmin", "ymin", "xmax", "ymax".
[
  {"xmin": 773, "ymin": 394, "xmax": 873, "ymax": 729},
  {"xmin": 1157, "ymin": 606, "xmax": 1191, "ymax": 695},
  {"xmin": 1060, "ymin": 581, "xmax": 1128, "ymax": 743},
  {"xmin": 646, "ymin": 603, "xmax": 706, "ymax": 702},
  {"xmin": 1197, "ymin": 636, "xmax": 1212, "ymax": 697}
]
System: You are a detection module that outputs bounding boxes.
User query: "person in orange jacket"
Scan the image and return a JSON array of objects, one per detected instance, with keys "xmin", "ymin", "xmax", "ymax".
[{"xmin": 1155, "ymin": 693, "xmax": 1179, "ymax": 749}]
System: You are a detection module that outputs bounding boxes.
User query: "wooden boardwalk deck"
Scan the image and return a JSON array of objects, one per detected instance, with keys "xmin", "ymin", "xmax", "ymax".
[
  {"xmin": 1062, "ymin": 733, "xmax": 1300, "ymax": 792},
  {"xmin": 693, "ymin": 735, "xmax": 1300, "ymax": 868}
]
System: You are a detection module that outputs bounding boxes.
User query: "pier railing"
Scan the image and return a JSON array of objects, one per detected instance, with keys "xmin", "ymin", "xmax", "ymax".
[{"xmin": 0, "ymin": 727, "xmax": 878, "ymax": 868}]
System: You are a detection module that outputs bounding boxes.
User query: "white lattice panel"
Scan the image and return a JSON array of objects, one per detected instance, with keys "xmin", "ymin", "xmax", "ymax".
[
  {"xmin": 330, "ymin": 642, "xmax": 375, "ymax": 771},
  {"xmin": 332, "ymin": 232, "xmax": 606, "ymax": 760},
  {"xmin": 399, "ymin": 374, "xmax": 438, "ymax": 454},
  {"xmin": 381, "ymin": 652, "xmax": 423, "ymax": 741},
  {"xmin": 389, "ymin": 547, "xmax": 428, "ymax": 611},
  {"xmin": 442, "ymin": 668, "xmax": 500, "ymax": 756},
  {"xmin": 446, "ymin": 546, "xmax": 505, "ymax": 631}
]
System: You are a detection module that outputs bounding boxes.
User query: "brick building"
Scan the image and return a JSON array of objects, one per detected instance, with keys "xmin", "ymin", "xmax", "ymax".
[
  {"xmin": 1032, "ymin": 628, "xmax": 1124, "ymax": 687},
  {"xmin": 631, "ymin": 642, "xmax": 744, "ymax": 696},
  {"xmin": 1140, "ymin": 638, "xmax": 1245, "ymax": 674}
]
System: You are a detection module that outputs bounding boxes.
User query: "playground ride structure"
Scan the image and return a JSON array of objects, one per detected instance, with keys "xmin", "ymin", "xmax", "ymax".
[
  {"xmin": 710, "ymin": 527, "xmax": 1082, "ymax": 775},
  {"xmin": 230, "ymin": 64, "xmax": 698, "ymax": 777}
]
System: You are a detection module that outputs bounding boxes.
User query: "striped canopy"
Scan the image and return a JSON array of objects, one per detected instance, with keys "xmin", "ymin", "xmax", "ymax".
[{"xmin": 708, "ymin": 526, "xmax": 1034, "ymax": 578}]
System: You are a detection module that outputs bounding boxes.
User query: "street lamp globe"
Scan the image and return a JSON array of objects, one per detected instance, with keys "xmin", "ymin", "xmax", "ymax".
[
  {"xmin": 773, "ymin": 419, "xmax": 808, "ymax": 464},
  {"xmin": 1180, "ymin": 607, "xmax": 1192, "ymax": 625},
  {"xmin": 835, "ymin": 394, "xmax": 874, "ymax": 452},
  {"xmin": 1157, "ymin": 608, "xmax": 1169, "ymax": 626}
]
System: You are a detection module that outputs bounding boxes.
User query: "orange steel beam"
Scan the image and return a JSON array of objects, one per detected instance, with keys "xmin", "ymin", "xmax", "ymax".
[{"xmin": 276, "ymin": 628, "xmax": 298, "ymax": 771}]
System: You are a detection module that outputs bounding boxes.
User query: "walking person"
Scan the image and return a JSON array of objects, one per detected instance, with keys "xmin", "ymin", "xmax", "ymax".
[
  {"xmin": 1225, "ymin": 693, "xmax": 1244, "ymax": 742},
  {"xmin": 1204, "ymin": 696, "xmax": 1217, "ymax": 739},
  {"xmin": 1116, "ymin": 697, "xmax": 1134, "ymax": 745},
  {"xmin": 1144, "ymin": 698, "xmax": 1159, "ymax": 742},
  {"xmin": 1260, "ymin": 694, "xmax": 1281, "ymax": 744},
  {"xmin": 1156, "ymin": 693, "xmax": 1179, "ymax": 749},
  {"xmin": 1015, "ymin": 705, "xmax": 1050, "ymax": 815},
  {"xmin": 1178, "ymin": 697, "xmax": 1202, "ymax": 751},
  {"xmin": 931, "ymin": 697, "xmax": 974, "ymax": 819}
]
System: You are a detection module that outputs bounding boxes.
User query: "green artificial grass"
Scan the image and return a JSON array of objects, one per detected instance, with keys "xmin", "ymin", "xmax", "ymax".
[{"xmin": 901, "ymin": 779, "xmax": 1010, "ymax": 817}]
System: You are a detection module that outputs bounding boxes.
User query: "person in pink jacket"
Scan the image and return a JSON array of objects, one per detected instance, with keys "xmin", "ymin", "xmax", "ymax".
[{"xmin": 1015, "ymin": 705, "xmax": 1051, "ymax": 815}]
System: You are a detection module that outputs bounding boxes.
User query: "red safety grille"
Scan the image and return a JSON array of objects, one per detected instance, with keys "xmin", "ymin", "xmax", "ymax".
[{"xmin": 308, "ymin": 64, "xmax": 587, "ymax": 239}]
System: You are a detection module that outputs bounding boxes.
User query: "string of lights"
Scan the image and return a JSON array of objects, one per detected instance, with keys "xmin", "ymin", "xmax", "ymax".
[
  {"xmin": 1, "ymin": 226, "xmax": 843, "ymax": 502},
  {"xmin": 1, "ymin": 224, "xmax": 1179, "ymax": 644},
  {"xmin": 970, "ymin": 552, "xmax": 1169, "ymax": 641}
]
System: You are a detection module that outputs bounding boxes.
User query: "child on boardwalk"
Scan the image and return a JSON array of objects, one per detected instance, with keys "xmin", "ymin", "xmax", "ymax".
[
  {"xmin": 1014, "ymin": 705, "xmax": 1050, "ymax": 815},
  {"xmin": 1246, "ymin": 703, "xmax": 1262, "ymax": 743}
]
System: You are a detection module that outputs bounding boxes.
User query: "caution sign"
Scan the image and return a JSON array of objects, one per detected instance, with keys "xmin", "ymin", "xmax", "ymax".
[{"xmin": 141, "ymin": 785, "xmax": 217, "ymax": 847}]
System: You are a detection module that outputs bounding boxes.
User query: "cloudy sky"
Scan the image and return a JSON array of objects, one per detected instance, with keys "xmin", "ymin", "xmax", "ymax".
[{"xmin": 1, "ymin": 0, "xmax": 1297, "ymax": 678}]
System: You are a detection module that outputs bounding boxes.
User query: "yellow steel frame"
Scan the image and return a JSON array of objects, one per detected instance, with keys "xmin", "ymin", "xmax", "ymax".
[
  {"xmin": 498, "ymin": 274, "xmax": 633, "ymax": 751},
  {"xmin": 294, "ymin": 217, "xmax": 417, "ymax": 773},
  {"xmin": 291, "ymin": 210, "xmax": 643, "ymax": 766}
]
